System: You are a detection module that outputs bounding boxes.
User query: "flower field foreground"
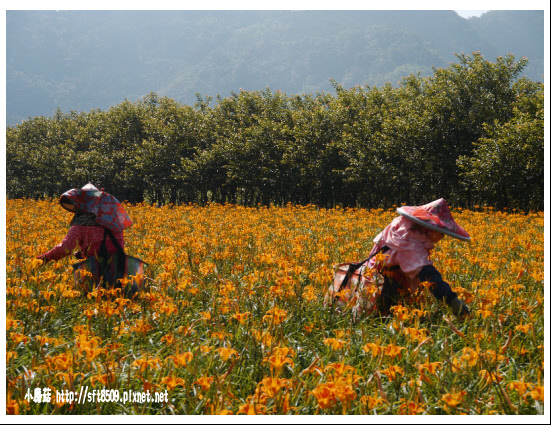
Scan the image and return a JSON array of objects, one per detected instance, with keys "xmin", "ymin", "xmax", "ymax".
[{"xmin": 6, "ymin": 200, "xmax": 544, "ymax": 415}]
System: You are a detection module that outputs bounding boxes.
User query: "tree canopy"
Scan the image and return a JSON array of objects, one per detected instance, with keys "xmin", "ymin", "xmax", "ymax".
[{"xmin": 7, "ymin": 53, "xmax": 543, "ymax": 211}]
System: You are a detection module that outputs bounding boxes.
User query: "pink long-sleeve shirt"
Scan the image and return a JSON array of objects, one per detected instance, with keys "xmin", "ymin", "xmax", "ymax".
[
  {"xmin": 367, "ymin": 216, "xmax": 443, "ymax": 280},
  {"xmin": 40, "ymin": 225, "xmax": 125, "ymax": 262}
]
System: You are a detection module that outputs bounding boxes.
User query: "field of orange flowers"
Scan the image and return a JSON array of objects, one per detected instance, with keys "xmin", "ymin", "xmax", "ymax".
[{"xmin": 6, "ymin": 200, "xmax": 545, "ymax": 415}]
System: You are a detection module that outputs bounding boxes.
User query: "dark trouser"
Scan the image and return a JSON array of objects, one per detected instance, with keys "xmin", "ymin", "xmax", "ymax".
[{"xmin": 377, "ymin": 264, "xmax": 458, "ymax": 314}]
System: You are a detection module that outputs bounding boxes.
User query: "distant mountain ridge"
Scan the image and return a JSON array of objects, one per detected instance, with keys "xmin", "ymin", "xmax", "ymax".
[{"xmin": 6, "ymin": 10, "xmax": 544, "ymax": 126}]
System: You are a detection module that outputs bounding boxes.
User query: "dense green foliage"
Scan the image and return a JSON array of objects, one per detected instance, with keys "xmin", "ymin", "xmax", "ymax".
[
  {"xmin": 7, "ymin": 53, "xmax": 543, "ymax": 211},
  {"xmin": 7, "ymin": 10, "xmax": 544, "ymax": 126}
]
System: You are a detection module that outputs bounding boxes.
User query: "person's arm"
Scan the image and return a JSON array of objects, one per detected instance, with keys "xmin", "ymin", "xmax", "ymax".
[
  {"xmin": 418, "ymin": 264, "xmax": 469, "ymax": 316},
  {"xmin": 37, "ymin": 226, "xmax": 80, "ymax": 263},
  {"xmin": 418, "ymin": 265, "xmax": 457, "ymax": 304}
]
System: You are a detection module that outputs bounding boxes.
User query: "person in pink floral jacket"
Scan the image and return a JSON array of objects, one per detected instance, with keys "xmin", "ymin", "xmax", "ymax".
[
  {"xmin": 327, "ymin": 198, "xmax": 470, "ymax": 318},
  {"xmin": 367, "ymin": 198, "xmax": 470, "ymax": 316},
  {"xmin": 37, "ymin": 183, "xmax": 132, "ymax": 263}
]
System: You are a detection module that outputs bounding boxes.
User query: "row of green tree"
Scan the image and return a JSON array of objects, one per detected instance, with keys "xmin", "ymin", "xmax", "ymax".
[{"xmin": 7, "ymin": 53, "xmax": 544, "ymax": 211}]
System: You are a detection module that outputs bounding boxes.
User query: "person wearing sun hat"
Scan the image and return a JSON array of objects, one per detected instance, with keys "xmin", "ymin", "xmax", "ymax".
[
  {"xmin": 366, "ymin": 198, "xmax": 470, "ymax": 317},
  {"xmin": 37, "ymin": 183, "xmax": 132, "ymax": 263}
]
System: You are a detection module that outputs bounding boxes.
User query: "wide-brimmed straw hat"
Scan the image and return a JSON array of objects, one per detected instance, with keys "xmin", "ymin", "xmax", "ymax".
[
  {"xmin": 59, "ymin": 183, "xmax": 132, "ymax": 233},
  {"xmin": 396, "ymin": 198, "xmax": 470, "ymax": 241}
]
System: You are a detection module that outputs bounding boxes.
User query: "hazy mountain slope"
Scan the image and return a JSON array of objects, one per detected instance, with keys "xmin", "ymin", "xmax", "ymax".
[
  {"xmin": 6, "ymin": 10, "xmax": 544, "ymax": 125},
  {"xmin": 468, "ymin": 10, "xmax": 544, "ymax": 80}
]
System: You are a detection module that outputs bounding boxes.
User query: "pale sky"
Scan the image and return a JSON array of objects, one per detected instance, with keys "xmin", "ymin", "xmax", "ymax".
[{"xmin": 455, "ymin": 10, "xmax": 489, "ymax": 18}]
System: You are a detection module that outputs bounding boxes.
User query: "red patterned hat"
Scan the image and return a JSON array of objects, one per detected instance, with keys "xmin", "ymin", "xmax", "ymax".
[
  {"xmin": 396, "ymin": 198, "xmax": 471, "ymax": 241},
  {"xmin": 59, "ymin": 183, "xmax": 132, "ymax": 233}
]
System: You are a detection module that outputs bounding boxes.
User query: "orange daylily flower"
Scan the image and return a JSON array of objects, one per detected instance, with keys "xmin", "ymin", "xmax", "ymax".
[
  {"xmin": 195, "ymin": 375, "xmax": 215, "ymax": 392},
  {"xmin": 131, "ymin": 357, "xmax": 161, "ymax": 373},
  {"xmin": 360, "ymin": 395, "xmax": 385, "ymax": 410},
  {"xmin": 312, "ymin": 378, "xmax": 357, "ymax": 413},
  {"xmin": 508, "ymin": 380, "xmax": 533, "ymax": 394},
  {"xmin": 236, "ymin": 397, "xmax": 268, "ymax": 415},
  {"xmin": 167, "ymin": 352, "xmax": 193, "ymax": 367},
  {"xmin": 363, "ymin": 342, "xmax": 383, "ymax": 357},
  {"xmin": 263, "ymin": 347, "xmax": 295, "ymax": 373},
  {"xmin": 323, "ymin": 338, "xmax": 348, "ymax": 351},
  {"xmin": 441, "ymin": 391, "xmax": 467, "ymax": 411},
  {"xmin": 91, "ymin": 372, "xmax": 116, "ymax": 387},
  {"xmin": 515, "ymin": 323, "xmax": 533, "ymax": 333},
  {"xmin": 256, "ymin": 376, "xmax": 292, "ymax": 399},
  {"xmin": 311, "ymin": 382, "xmax": 338, "ymax": 410},
  {"xmin": 460, "ymin": 347, "xmax": 479, "ymax": 367},
  {"xmin": 399, "ymin": 399, "xmax": 425, "ymax": 415},
  {"xmin": 383, "ymin": 343, "xmax": 407, "ymax": 359},
  {"xmin": 231, "ymin": 311, "xmax": 251, "ymax": 324},
  {"xmin": 262, "ymin": 307, "xmax": 288, "ymax": 326},
  {"xmin": 479, "ymin": 369, "xmax": 503, "ymax": 387},
  {"xmin": 161, "ymin": 375, "xmax": 185, "ymax": 391},
  {"xmin": 6, "ymin": 317, "xmax": 22, "ymax": 331},
  {"xmin": 418, "ymin": 361, "xmax": 442, "ymax": 375},
  {"xmin": 402, "ymin": 327, "xmax": 428, "ymax": 342},
  {"xmin": 217, "ymin": 346, "xmax": 239, "ymax": 362},
  {"xmin": 379, "ymin": 365, "xmax": 404, "ymax": 381},
  {"xmin": 324, "ymin": 361, "xmax": 356, "ymax": 377},
  {"xmin": 529, "ymin": 385, "xmax": 544, "ymax": 402}
]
